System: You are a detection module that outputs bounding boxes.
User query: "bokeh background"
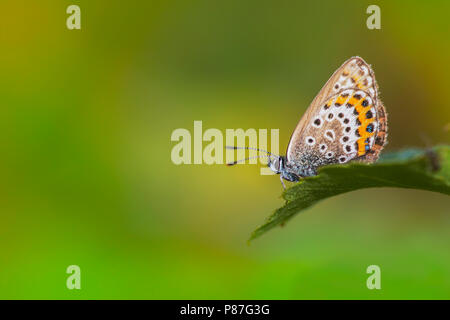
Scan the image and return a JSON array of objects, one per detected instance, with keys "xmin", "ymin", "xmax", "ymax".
[{"xmin": 1, "ymin": 0, "xmax": 450, "ymax": 299}]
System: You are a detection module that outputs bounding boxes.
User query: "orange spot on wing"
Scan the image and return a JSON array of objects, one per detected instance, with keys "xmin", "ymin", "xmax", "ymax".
[
  {"xmin": 357, "ymin": 106, "xmax": 372, "ymax": 123},
  {"xmin": 357, "ymin": 139, "xmax": 365, "ymax": 156},
  {"xmin": 336, "ymin": 95, "xmax": 346, "ymax": 105},
  {"xmin": 354, "ymin": 100, "xmax": 371, "ymax": 114},
  {"xmin": 348, "ymin": 97, "xmax": 359, "ymax": 105}
]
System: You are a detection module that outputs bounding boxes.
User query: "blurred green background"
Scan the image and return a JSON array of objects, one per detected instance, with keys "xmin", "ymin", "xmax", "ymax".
[{"xmin": 1, "ymin": 0, "xmax": 449, "ymax": 299}]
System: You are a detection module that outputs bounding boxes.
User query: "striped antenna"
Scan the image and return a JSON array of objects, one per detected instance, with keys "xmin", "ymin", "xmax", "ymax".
[
  {"xmin": 225, "ymin": 146, "xmax": 276, "ymax": 156},
  {"xmin": 226, "ymin": 155, "xmax": 271, "ymax": 166}
]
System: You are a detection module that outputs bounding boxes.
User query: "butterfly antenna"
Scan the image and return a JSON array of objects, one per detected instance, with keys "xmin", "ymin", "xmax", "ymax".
[
  {"xmin": 226, "ymin": 155, "xmax": 272, "ymax": 166},
  {"xmin": 225, "ymin": 146, "xmax": 277, "ymax": 156}
]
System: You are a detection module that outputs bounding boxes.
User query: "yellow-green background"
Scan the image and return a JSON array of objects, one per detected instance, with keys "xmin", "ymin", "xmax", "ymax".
[{"xmin": 1, "ymin": 0, "xmax": 449, "ymax": 299}]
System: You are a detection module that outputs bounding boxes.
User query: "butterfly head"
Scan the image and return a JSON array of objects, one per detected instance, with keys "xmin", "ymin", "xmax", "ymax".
[
  {"xmin": 268, "ymin": 156, "xmax": 299, "ymax": 181},
  {"xmin": 225, "ymin": 146, "xmax": 300, "ymax": 186},
  {"xmin": 268, "ymin": 156, "xmax": 283, "ymax": 174}
]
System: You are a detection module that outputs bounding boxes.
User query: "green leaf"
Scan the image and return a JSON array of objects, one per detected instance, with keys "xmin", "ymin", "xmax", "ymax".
[{"xmin": 249, "ymin": 145, "xmax": 450, "ymax": 241}]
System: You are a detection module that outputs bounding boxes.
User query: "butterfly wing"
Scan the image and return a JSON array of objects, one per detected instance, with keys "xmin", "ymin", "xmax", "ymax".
[{"xmin": 286, "ymin": 57, "xmax": 387, "ymax": 171}]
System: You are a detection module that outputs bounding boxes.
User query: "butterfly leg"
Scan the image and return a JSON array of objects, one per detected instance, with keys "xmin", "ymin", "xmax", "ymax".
[{"xmin": 280, "ymin": 174, "xmax": 286, "ymax": 190}]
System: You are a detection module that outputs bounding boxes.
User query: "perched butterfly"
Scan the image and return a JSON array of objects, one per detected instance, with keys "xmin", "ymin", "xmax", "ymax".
[{"xmin": 227, "ymin": 57, "xmax": 388, "ymax": 188}]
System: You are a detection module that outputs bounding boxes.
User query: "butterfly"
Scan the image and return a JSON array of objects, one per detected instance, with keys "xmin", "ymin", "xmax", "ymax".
[{"xmin": 227, "ymin": 57, "xmax": 388, "ymax": 188}]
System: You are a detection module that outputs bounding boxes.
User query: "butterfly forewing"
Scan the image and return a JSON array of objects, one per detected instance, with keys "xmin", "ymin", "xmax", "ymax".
[{"xmin": 286, "ymin": 56, "xmax": 387, "ymax": 170}]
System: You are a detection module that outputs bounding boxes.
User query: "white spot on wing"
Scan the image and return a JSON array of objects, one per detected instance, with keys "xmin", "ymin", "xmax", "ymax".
[
  {"xmin": 325, "ymin": 151, "xmax": 334, "ymax": 159},
  {"xmin": 354, "ymin": 90, "xmax": 366, "ymax": 98},
  {"xmin": 338, "ymin": 156, "xmax": 347, "ymax": 163},
  {"xmin": 324, "ymin": 130, "xmax": 335, "ymax": 141},
  {"xmin": 344, "ymin": 144, "xmax": 355, "ymax": 154},
  {"xmin": 305, "ymin": 136, "xmax": 316, "ymax": 146},
  {"xmin": 342, "ymin": 89, "xmax": 353, "ymax": 96},
  {"xmin": 339, "ymin": 136, "xmax": 350, "ymax": 144},
  {"xmin": 343, "ymin": 78, "xmax": 353, "ymax": 88},
  {"xmin": 311, "ymin": 117, "xmax": 323, "ymax": 128},
  {"xmin": 326, "ymin": 112, "xmax": 335, "ymax": 122},
  {"xmin": 361, "ymin": 66, "xmax": 368, "ymax": 75},
  {"xmin": 319, "ymin": 143, "xmax": 328, "ymax": 153}
]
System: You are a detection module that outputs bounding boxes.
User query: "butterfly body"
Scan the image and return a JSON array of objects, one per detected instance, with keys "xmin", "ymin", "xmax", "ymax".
[
  {"xmin": 268, "ymin": 56, "xmax": 388, "ymax": 184},
  {"xmin": 269, "ymin": 150, "xmax": 329, "ymax": 182}
]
